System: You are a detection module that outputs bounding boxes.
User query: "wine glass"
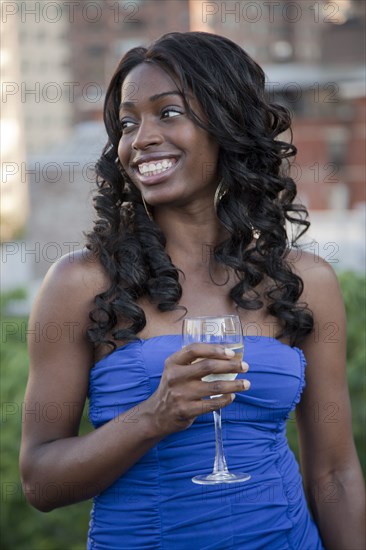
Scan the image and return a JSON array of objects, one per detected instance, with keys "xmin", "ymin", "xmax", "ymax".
[{"xmin": 182, "ymin": 315, "xmax": 251, "ymax": 485}]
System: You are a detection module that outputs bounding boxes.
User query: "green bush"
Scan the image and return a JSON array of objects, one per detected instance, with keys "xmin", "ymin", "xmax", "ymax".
[
  {"xmin": 0, "ymin": 273, "xmax": 365, "ymax": 549},
  {"xmin": 0, "ymin": 292, "xmax": 92, "ymax": 550}
]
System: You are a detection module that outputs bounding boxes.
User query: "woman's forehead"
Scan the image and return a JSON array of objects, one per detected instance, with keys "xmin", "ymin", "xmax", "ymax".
[{"xmin": 120, "ymin": 63, "xmax": 180, "ymax": 103}]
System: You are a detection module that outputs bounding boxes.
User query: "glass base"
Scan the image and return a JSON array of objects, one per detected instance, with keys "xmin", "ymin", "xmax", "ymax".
[{"xmin": 192, "ymin": 471, "xmax": 251, "ymax": 485}]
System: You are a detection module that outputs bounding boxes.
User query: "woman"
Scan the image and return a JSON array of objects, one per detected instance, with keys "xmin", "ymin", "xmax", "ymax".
[{"xmin": 20, "ymin": 32, "xmax": 365, "ymax": 549}]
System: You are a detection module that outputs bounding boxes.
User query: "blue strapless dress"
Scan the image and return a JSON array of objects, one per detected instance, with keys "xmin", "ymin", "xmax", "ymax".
[{"xmin": 87, "ymin": 335, "xmax": 324, "ymax": 549}]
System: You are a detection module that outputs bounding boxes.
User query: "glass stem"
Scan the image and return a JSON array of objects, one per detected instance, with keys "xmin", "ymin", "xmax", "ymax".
[{"xmin": 212, "ymin": 410, "xmax": 229, "ymax": 475}]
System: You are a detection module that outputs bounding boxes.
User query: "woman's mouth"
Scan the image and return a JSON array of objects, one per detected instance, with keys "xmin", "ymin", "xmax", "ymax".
[
  {"xmin": 133, "ymin": 158, "xmax": 179, "ymax": 185},
  {"xmin": 138, "ymin": 158, "xmax": 176, "ymax": 177}
]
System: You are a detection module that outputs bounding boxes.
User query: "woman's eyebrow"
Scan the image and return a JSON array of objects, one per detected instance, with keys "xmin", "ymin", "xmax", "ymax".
[{"xmin": 120, "ymin": 91, "xmax": 187, "ymax": 111}]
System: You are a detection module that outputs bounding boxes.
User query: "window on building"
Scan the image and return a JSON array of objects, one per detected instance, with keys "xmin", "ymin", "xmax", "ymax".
[
  {"xmin": 326, "ymin": 127, "xmax": 349, "ymax": 168},
  {"xmin": 86, "ymin": 45, "xmax": 105, "ymax": 57}
]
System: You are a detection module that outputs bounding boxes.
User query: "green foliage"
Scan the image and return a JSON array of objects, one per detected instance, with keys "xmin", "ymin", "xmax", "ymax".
[
  {"xmin": 1, "ymin": 274, "xmax": 365, "ymax": 549},
  {"xmin": 1, "ymin": 290, "xmax": 93, "ymax": 550},
  {"xmin": 0, "ymin": 288, "xmax": 27, "ymax": 310},
  {"xmin": 336, "ymin": 272, "xmax": 365, "ymax": 472}
]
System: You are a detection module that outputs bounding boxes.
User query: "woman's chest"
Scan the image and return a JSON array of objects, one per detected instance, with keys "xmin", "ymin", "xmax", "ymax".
[
  {"xmin": 94, "ymin": 275, "xmax": 287, "ymax": 363},
  {"xmin": 140, "ymin": 277, "xmax": 284, "ymax": 341}
]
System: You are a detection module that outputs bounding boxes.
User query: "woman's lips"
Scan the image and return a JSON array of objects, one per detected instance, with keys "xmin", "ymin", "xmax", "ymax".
[{"xmin": 132, "ymin": 158, "xmax": 180, "ymax": 186}]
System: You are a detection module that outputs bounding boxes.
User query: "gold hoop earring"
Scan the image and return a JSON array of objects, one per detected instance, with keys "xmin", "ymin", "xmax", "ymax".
[
  {"xmin": 141, "ymin": 195, "xmax": 154, "ymax": 222},
  {"xmin": 214, "ymin": 179, "xmax": 228, "ymax": 213}
]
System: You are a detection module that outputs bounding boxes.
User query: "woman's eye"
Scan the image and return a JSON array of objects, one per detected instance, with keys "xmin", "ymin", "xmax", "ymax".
[
  {"xmin": 120, "ymin": 120, "xmax": 135, "ymax": 131},
  {"xmin": 161, "ymin": 108, "xmax": 183, "ymax": 119},
  {"xmin": 120, "ymin": 108, "xmax": 182, "ymax": 131}
]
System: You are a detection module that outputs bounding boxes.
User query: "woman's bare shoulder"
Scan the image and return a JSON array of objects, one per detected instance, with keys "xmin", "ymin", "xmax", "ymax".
[
  {"xmin": 287, "ymin": 247, "xmax": 342, "ymax": 306},
  {"xmin": 31, "ymin": 247, "xmax": 110, "ymax": 326},
  {"xmin": 41, "ymin": 247, "xmax": 109, "ymax": 296}
]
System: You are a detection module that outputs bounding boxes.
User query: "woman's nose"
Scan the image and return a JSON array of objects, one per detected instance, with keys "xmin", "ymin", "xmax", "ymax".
[{"xmin": 132, "ymin": 117, "xmax": 164, "ymax": 150}]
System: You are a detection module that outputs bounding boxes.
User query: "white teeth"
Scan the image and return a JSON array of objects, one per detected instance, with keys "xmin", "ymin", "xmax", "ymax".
[{"xmin": 138, "ymin": 159, "xmax": 174, "ymax": 176}]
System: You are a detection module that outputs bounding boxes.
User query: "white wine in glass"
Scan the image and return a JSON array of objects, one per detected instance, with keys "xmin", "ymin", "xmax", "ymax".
[{"xmin": 182, "ymin": 315, "xmax": 251, "ymax": 484}]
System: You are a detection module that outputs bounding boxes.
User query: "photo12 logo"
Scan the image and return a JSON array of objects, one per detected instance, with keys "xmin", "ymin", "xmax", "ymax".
[
  {"xmin": 1, "ymin": 1, "xmax": 141, "ymax": 24},
  {"xmin": 201, "ymin": 2, "xmax": 342, "ymax": 25},
  {"xmin": 1, "ymin": 161, "xmax": 96, "ymax": 184},
  {"xmin": 1, "ymin": 81, "xmax": 103, "ymax": 104}
]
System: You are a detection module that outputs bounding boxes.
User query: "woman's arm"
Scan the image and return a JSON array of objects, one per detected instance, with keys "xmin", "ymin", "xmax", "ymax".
[
  {"xmin": 19, "ymin": 250, "xmax": 166, "ymax": 511},
  {"xmin": 20, "ymin": 249, "xmax": 246, "ymax": 512},
  {"xmin": 294, "ymin": 252, "xmax": 365, "ymax": 550}
]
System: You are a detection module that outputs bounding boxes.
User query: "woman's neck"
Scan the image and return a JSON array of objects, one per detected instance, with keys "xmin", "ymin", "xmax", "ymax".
[{"xmin": 154, "ymin": 203, "xmax": 229, "ymax": 268}]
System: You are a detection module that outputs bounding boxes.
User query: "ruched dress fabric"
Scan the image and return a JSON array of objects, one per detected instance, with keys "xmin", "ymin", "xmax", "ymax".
[{"xmin": 87, "ymin": 335, "xmax": 324, "ymax": 550}]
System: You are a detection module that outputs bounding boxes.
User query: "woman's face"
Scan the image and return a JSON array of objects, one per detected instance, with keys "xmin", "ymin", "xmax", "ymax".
[{"xmin": 117, "ymin": 62, "xmax": 220, "ymax": 207}]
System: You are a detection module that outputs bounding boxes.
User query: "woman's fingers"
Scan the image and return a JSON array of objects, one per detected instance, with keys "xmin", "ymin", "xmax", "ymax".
[
  {"xmin": 201, "ymin": 377, "xmax": 251, "ymax": 397},
  {"xmin": 169, "ymin": 358, "xmax": 247, "ymax": 384},
  {"xmin": 152, "ymin": 344, "xmax": 251, "ymax": 434},
  {"xmin": 166, "ymin": 343, "xmax": 236, "ymax": 366},
  {"xmin": 165, "ymin": 344, "xmax": 248, "ymax": 380}
]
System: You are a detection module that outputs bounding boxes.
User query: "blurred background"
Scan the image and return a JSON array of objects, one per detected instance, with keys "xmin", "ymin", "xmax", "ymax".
[{"xmin": 1, "ymin": 1, "xmax": 365, "ymax": 548}]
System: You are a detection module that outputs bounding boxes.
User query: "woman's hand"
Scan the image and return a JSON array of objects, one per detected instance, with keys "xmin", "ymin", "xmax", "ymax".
[{"xmin": 146, "ymin": 343, "xmax": 250, "ymax": 436}]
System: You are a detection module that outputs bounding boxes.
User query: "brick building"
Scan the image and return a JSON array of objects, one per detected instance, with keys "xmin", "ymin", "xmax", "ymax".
[
  {"xmin": 189, "ymin": 0, "xmax": 365, "ymax": 210},
  {"xmin": 66, "ymin": 0, "xmax": 365, "ymax": 209},
  {"xmin": 67, "ymin": 0, "xmax": 190, "ymax": 123},
  {"xmin": 265, "ymin": 65, "xmax": 365, "ymax": 210}
]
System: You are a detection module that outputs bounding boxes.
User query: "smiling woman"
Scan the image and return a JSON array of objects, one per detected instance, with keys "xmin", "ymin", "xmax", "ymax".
[
  {"xmin": 20, "ymin": 32, "xmax": 365, "ymax": 550},
  {"xmin": 118, "ymin": 63, "xmax": 219, "ymax": 207},
  {"xmin": 86, "ymin": 32, "xmax": 313, "ymax": 354}
]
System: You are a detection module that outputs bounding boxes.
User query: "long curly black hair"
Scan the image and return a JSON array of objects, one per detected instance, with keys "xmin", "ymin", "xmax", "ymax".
[{"xmin": 85, "ymin": 31, "xmax": 313, "ymax": 351}]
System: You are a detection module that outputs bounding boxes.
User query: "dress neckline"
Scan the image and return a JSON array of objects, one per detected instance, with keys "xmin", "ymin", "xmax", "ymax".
[{"xmin": 94, "ymin": 334, "xmax": 298, "ymax": 367}]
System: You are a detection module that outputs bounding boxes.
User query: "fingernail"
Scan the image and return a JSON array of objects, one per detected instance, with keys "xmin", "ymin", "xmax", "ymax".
[
  {"xmin": 243, "ymin": 379, "xmax": 251, "ymax": 390},
  {"xmin": 241, "ymin": 361, "xmax": 249, "ymax": 371},
  {"xmin": 224, "ymin": 348, "xmax": 235, "ymax": 357},
  {"xmin": 231, "ymin": 393, "xmax": 236, "ymax": 401}
]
